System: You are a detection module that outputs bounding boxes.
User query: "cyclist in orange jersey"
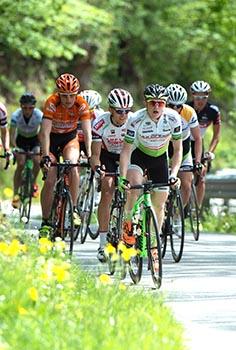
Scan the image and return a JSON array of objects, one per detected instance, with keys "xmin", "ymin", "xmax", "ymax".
[{"xmin": 39, "ymin": 73, "xmax": 91, "ymax": 234}]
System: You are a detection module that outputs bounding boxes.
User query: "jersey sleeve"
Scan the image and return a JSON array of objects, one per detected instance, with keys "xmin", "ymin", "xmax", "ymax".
[
  {"xmin": 0, "ymin": 103, "xmax": 7, "ymax": 128},
  {"xmin": 124, "ymin": 119, "xmax": 136, "ymax": 144},
  {"xmin": 92, "ymin": 116, "xmax": 106, "ymax": 141},
  {"xmin": 210, "ymin": 105, "xmax": 221, "ymax": 125},
  {"xmin": 76, "ymin": 96, "xmax": 91, "ymax": 121},
  {"xmin": 43, "ymin": 95, "xmax": 57, "ymax": 120},
  {"xmin": 10, "ymin": 110, "xmax": 19, "ymax": 128},
  {"xmin": 189, "ymin": 110, "xmax": 199, "ymax": 129},
  {"xmin": 171, "ymin": 114, "xmax": 182, "ymax": 141}
]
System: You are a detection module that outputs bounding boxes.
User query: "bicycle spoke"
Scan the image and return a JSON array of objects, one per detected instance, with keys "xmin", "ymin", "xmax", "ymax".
[{"xmin": 170, "ymin": 191, "xmax": 185, "ymax": 262}]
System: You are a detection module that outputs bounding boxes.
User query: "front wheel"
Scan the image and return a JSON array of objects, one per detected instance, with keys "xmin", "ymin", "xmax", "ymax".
[
  {"xmin": 189, "ymin": 184, "xmax": 200, "ymax": 241},
  {"xmin": 146, "ymin": 208, "xmax": 162, "ymax": 289},
  {"xmin": 19, "ymin": 169, "xmax": 33, "ymax": 223}
]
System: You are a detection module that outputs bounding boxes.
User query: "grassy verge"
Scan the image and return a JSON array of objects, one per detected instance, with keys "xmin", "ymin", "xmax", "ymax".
[
  {"xmin": 0, "ymin": 216, "xmax": 186, "ymax": 350},
  {"xmin": 201, "ymin": 209, "xmax": 236, "ymax": 234}
]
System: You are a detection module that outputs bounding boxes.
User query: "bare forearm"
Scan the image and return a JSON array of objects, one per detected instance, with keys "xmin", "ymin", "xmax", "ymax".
[
  {"xmin": 194, "ymin": 137, "xmax": 202, "ymax": 163},
  {"xmin": 171, "ymin": 141, "xmax": 182, "ymax": 177},
  {"xmin": 40, "ymin": 131, "xmax": 50, "ymax": 156},
  {"xmin": 83, "ymin": 129, "xmax": 92, "ymax": 158},
  {"xmin": 1, "ymin": 128, "xmax": 10, "ymax": 150}
]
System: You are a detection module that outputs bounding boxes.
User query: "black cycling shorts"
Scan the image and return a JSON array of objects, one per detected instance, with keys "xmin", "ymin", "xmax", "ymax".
[
  {"xmin": 169, "ymin": 136, "xmax": 190, "ymax": 159},
  {"xmin": 131, "ymin": 148, "xmax": 168, "ymax": 183},
  {"xmin": 16, "ymin": 134, "xmax": 40, "ymax": 151},
  {"xmin": 100, "ymin": 149, "xmax": 120, "ymax": 173},
  {"xmin": 50, "ymin": 130, "xmax": 78, "ymax": 160}
]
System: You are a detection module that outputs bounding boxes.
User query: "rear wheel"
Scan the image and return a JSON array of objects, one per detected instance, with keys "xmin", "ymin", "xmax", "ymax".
[
  {"xmin": 128, "ymin": 233, "xmax": 143, "ymax": 284},
  {"xmin": 60, "ymin": 192, "xmax": 74, "ymax": 254},
  {"xmin": 189, "ymin": 184, "xmax": 200, "ymax": 241},
  {"xmin": 146, "ymin": 208, "xmax": 162, "ymax": 289},
  {"xmin": 19, "ymin": 169, "xmax": 33, "ymax": 223},
  {"xmin": 169, "ymin": 189, "xmax": 185, "ymax": 262}
]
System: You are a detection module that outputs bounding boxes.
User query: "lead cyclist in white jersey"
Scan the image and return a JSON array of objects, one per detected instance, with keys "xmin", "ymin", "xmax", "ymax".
[
  {"xmin": 119, "ymin": 84, "xmax": 182, "ymax": 257},
  {"xmin": 90, "ymin": 88, "xmax": 134, "ymax": 263}
]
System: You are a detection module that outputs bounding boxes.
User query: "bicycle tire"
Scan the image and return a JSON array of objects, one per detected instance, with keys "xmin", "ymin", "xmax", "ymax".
[
  {"xmin": 128, "ymin": 234, "xmax": 143, "ymax": 284},
  {"xmin": 107, "ymin": 200, "xmax": 124, "ymax": 275},
  {"xmin": 189, "ymin": 184, "xmax": 200, "ymax": 241},
  {"xmin": 60, "ymin": 192, "xmax": 74, "ymax": 254},
  {"xmin": 160, "ymin": 219, "xmax": 168, "ymax": 259},
  {"xmin": 146, "ymin": 208, "xmax": 162, "ymax": 289},
  {"xmin": 51, "ymin": 194, "xmax": 64, "ymax": 239},
  {"xmin": 169, "ymin": 189, "xmax": 185, "ymax": 262},
  {"xmin": 76, "ymin": 175, "xmax": 95, "ymax": 243},
  {"xmin": 19, "ymin": 168, "xmax": 33, "ymax": 223}
]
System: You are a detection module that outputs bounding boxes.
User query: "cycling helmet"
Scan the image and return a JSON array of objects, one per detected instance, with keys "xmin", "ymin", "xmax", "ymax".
[
  {"xmin": 108, "ymin": 88, "xmax": 133, "ymax": 109},
  {"xmin": 19, "ymin": 92, "xmax": 37, "ymax": 105},
  {"xmin": 166, "ymin": 84, "xmax": 187, "ymax": 105},
  {"xmin": 190, "ymin": 80, "xmax": 211, "ymax": 93},
  {"xmin": 144, "ymin": 84, "xmax": 169, "ymax": 101},
  {"xmin": 79, "ymin": 90, "xmax": 102, "ymax": 109},
  {"xmin": 56, "ymin": 73, "xmax": 80, "ymax": 93}
]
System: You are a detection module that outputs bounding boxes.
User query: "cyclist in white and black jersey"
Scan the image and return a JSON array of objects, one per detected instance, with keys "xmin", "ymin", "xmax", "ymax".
[
  {"xmin": 90, "ymin": 88, "xmax": 134, "ymax": 262},
  {"xmin": 10, "ymin": 93, "xmax": 43, "ymax": 208},
  {"xmin": 119, "ymin": 84, "xmax": 182, "ymax": 251},
  {"xmin": 0, "ymin": 102, "xmax": 10, "ymax": 158},
  {"xmin": 77, "ymin": 90, "xmax": 104, "ymax": 157},
  {"xmin": 167, "ymin": 84, "xmax": 202, "ymax": 209}
]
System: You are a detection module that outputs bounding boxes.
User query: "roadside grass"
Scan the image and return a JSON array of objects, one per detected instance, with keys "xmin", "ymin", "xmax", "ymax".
[
  {"xmin": 201, "ymin": 209, "xmax": 236, "ymax": 234},
  {"xmin": 0, "ymin": 216, "xmax": 186, "ymax": 350}
]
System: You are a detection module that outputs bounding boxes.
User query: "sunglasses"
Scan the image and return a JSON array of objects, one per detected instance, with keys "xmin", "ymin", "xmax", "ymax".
[
  {"xmin": 193, "ymin": 95, "xmax": 208, "ymax": 100},
  {"xmin": 21, "ymin": 105, "xmax": 35, "ymax": 110},
  {"xmin": 168, "ymin": 103, "xmax": 183, "ymax": 109},
  {"xmin": 59, "ymin": 93, "xmax": 77, "ymax": 97},
  {"xmin": 114, "ymin": 109, "xmax": 131, "ymax": 115},
  {"xmin": 147, "ymin": 100, "xmax": 166, "ymax": 107}
]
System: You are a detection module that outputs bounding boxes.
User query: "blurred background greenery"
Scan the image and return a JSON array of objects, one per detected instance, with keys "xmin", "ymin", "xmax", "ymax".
[{"xmin": 0, "ymin": 0, "xmax": 236, "ymax": 172}]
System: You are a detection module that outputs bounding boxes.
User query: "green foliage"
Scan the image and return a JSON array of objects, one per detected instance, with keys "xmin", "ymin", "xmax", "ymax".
[
  {"xmin": 202, "ymin": 209, "xmax": 236, "ymax": 233},
  {"xmin": 0, "ymin": 222, "xmax": 186, "ymax": 350}
]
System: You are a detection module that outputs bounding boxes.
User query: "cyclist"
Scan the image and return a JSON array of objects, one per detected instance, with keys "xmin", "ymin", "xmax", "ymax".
[
  {"xmin": 166, "ymin": 84, "xmax": 202, "ymax": 209},
  {"xmin": 39, "ymin": 73, "xmax": 91, "ymax": 234},
  {"xmin": 78, "ymin": 89, "xmax": 104, "ymax": 157},
  {"xmin": 0, "ymin": 102, "xmax": 10, "ymax": 159},
  {"xmin": 188, "ymin": 80, "xmax": 221, "ymax": 208},
  {"xmin": 10, "ymin": 93, "xmax": 43, "ymax": 208},
  {"xmin": 90, "ymin": 88, "xmax": 134, "ymax": 262},
  {"xmin": 119, "ymin": 84, "xmax": 182, "ymax": 256}
]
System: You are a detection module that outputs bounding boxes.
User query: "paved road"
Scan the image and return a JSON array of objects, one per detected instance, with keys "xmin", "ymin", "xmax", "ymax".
[{"xmin": 6, "ymin": 202, "xmax": 236, "ymax": 350}]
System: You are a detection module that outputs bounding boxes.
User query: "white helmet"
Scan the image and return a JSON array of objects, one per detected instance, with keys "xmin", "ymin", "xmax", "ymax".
[
  {"xmin": 108, "ymin": 88, "xmax": 133, "ymax": 109},
  {"xmin": 167, "ymin": 84, "xmax": 187, "ymax": 105},
  {"xmin": 79, "ymin": 90, "xmax": 102, "ymax": 109},
  {"xmin": 190, "ymin": 80, "xmax": 211, "ymax": 93}
]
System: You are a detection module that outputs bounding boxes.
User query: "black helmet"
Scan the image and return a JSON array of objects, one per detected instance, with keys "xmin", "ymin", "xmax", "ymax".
[
  {"xmin": 19, "ymin": 92, "xmax": 37, "ymax": 105},
  {"xmin": 144, "ymin": 84, "xmax": 169, "ymax": 101}
]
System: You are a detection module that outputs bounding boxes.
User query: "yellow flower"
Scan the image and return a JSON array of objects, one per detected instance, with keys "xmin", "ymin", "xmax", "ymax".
[
  {"xmin": 98, "ymin": 274, "xmax": 112, "ymax": 285},
  {"xmin": 104, "ymin": 243, "xmax": 116, "ymax": 255},
  {"xmin": 28, "ymin": 287, "xmax": 39, "ymax": 302},
  {"xmin": 54, "ymin": 239, "xmax": 66, "ymax": 251},
  {"xmin": 3, "ymin": 187, "xmax": 13, "ymax": 199},
  {"xmin": 121, "ymin": 247, "xmax": 137, "ymax": 262},
  {"xmin": 119, "ymin": 283, "xmax": 127, "ymax": 291},
  {"xmin": 0, "ymin": 242, "xmax": 8, "ymax": 254},
  {"xmin": 8, "ymin": 239, "xmax": 21, "ymax": 257},
  {"xmin": 39, "ymin": 238, "xmax": 53, "ymax": 254},
  {"xmin": 18, "ymin": 306, "xmax": 28, "ymax": 315},
  {"xmin": 52, "ymin": 265, "xmax": 69, "ymax": 282},
  {"xmin": 118, "ymin": 241, "xmax": 127, "ymax": 252}
]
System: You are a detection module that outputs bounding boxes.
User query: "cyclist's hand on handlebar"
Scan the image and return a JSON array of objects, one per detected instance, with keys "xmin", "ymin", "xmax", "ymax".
[
  {"xmin": 204, "ymin": 151, "xmax": 215, "ymax": 161},
  {"xmin": 4, "ymin": 150, "xmax": 12, "ymax": 161},
  {"xmin": 193, "ymin": 162, "xmax": 203, "ymax": 175},
  {"xmin": 94, "ymin": 165, "xmax": 105, "ymax": 178},
  {"xmin": 169, "ymin": 175, "xmax": 181, "ymax": 189},
  {"xmin": 118, "ymin": 176, "xmax": 130, "ymax": 192},
  {"xmin": 40, "ymin": 155, "xmax": 52, "ymax": 169}
]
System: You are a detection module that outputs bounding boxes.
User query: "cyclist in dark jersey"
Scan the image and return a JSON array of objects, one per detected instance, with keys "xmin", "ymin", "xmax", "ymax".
[{"xmin": 188, "ymin": 80, "xmax": 221, "ymax": 208}]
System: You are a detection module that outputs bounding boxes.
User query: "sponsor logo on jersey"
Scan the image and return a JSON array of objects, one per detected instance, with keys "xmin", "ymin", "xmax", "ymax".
[
  {"xmin": 47, "ymin": 103, "xmax": 56, "ymax": 112},
  {"xmin": 111, "ymin": 129, "xmax": 115, "ymax": 134},
  {"xmin": 127, "ymin": 129, "xmax": 135, "ymax": 137},
  {"xmin": 173, "ymin": 126, "xmax": 181, "ymax": 133},
  {"xmin": 79, "ymin": 103, "xmax": 87, "ymax": 112},
  {"xmin": 94, "ymin": 119, "xmax": 105, "ymax": 131}
]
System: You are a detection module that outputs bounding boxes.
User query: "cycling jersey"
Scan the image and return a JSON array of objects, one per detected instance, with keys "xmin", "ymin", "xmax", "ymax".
[
  {"xmin": 10, "ymin": 108, "xmax": 43, "ymax": 137},
  {"xmin": 187, "ymin": 101, "xmax": 221, "ymax": 138},
  {"xmin": 77, "ymin": 107, "xmax": 105, "ymax": 143},
  {"xmin": 0, "ymin": 102, "xmax": 8, "ymax": 128},
  {"xmin": 125, "ymin": 108, "xmax": 182, "ymax": 157},
  {"xmin": 43, "ymin": 93, "xmax": 90, "ymax": 134},
  {"xmin": 92, "ymin": 112, "xmax": 130, "ymax": 154},
  {"xmin": 179, "ymin": 104, "xmax": 199, "ymax": 140}
]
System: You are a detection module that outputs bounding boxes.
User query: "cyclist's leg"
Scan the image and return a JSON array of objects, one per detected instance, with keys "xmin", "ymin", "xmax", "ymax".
[
  {"xmin": 63, "ymin": 137, "xmax": 80, "ymax": 207},
  {"xmin": 195, "ymin": 165, "xmax": 207, "ymax": 208},
  {"xmin": 151, "ymin": 190, "xmax": 169, "ymax": 232},
  {"xmin": 178, "ymin": 152, "xmax": 193, "ymax": 208},
  {"xmin": 13, "ymin": 153, "xmax": 25, "ymax": 195}
]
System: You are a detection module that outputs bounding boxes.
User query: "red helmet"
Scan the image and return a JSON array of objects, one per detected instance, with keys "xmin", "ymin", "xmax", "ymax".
[{"xmin": 56, "ymin": 73, "xmax": 80, "ymax": 93}]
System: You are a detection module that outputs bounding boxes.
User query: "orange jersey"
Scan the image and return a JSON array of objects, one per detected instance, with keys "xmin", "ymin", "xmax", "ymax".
[{"xmin": 43, "ymin": 93, "xmax": 90, "ymax": 134}]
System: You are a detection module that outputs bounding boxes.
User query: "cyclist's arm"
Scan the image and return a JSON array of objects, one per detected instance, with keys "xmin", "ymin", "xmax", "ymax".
[
  {"xmin": 119, "ymin": 141, "xmax": 133, "ymax": 178},
  {"xmin": 170, "ymin": 138, "xmax": 182, "ymax": 177},
  {"xmin": 90, "ymin": 140, "xmax": 102, "ymax": 170},
  {"xmin": 40, "ymin": 118, "xmax": 52, "ymax": 157},
  {"xmin": 1, "ymin": 126, "xmax": 10, "ymax": 151},
  {"xmin": 191, "ymin": 126, "xmax": 202, "ymax": 164},
  {"xmin": 208, "ymin": 123, "xmax": 221, "ymax": 153},
  {"xmin": 9, "ymin": 125, "xmax": 17, "ymax": 148},
  {"xmin": 81, "ymin": 119, "xmax": 92, "ymax": 158}
]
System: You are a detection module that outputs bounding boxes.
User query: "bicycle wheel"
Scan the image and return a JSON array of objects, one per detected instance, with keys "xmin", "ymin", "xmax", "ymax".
[
  {"xmin": 189, "ymin": 184, "xmax": 200, "ymax": 241},
  {"xmin": 107, "ymin": 201, "xmax": 124, "ymax": 275},
  {"xmin": 19, "ymin": 169, "xmax": 33, "ymax": 223},
  {"xmin": 128, "ymin": 232, "xmax": 143, "ymax": 284},
  {"xmin": 145, "ymin": 208, "xmax": 162, "ymax": 289},
  {"xmin": 60, "ymin": 192, "xmax": 74, "ymax": 254},
  {"xmin": 161, "ymin": 216, "xmax": 168, "ymax": 259},
  {"xmin": 169, "ymin": 190, "xmax": 185, "ymax": 262},
  {"xmin": 76, "ymin": 175, "xmax": 95, "ymax": 243}
]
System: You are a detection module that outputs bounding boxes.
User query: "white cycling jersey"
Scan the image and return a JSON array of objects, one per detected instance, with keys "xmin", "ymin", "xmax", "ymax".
[
  {"xmin": 179, "ymin": 104, "xmax": 199, "ymax": 140},
  {"xmin": 10, "ymin": 108, "xmax": 43, "ymax": 138},
  {"xmin": 125, "ymin": 107, "xmax": 182, "ymax": 157},
  {"xmin": 0, "ymin": 102, "xmax": 7, "ymax": 128},
  {"xmin": 92, "ymin": 112, "xmax": 131, "ymax": 154}
]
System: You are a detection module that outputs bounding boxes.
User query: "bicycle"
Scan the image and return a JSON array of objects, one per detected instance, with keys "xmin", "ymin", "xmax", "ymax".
[
  {"xmin": 0, "ymin": 153, "xmax": 10, "ymax": 170},
  {"xmin": 45, "ymin": 160, "xmax": 79, "ymax": 255},
  {"xmin": 161, "ymin": 186, "xmax": 185, "ymax": 262},
  {"xmin": 127, "ymin": 181, "xmax": 169, "ymax": 289},
  {"xmin": 13, "ymin": 149, "xmax": 40, "ymax": 223},
  {"xmin": 75, "ymin": 162, "xmax": 99, "ymax": 243}
]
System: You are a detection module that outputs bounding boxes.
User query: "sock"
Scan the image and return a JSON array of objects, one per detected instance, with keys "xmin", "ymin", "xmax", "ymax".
[{"xmin": 99, "ymin": 231, "xmax": 108, "ymax": 247}]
